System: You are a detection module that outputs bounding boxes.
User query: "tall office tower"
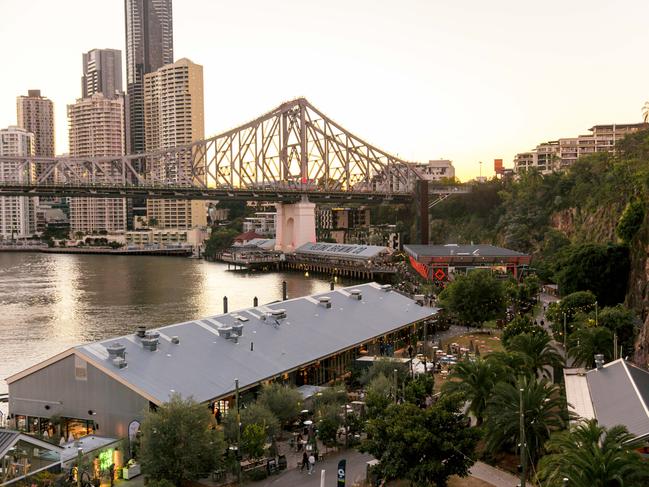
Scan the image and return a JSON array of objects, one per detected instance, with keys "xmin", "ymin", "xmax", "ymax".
[
  {"xmin": 16, "ymin": 90, "xmax": 55, "ymax": 161},
  {"xmin": 68, "ymin": 94, "xmax": 127, "ymax": 233},
  {"xmin": 0, "ymin": 127, "xmax": 37, "ymax": 239},
  {"xmin": 144, "ymin": 58, "xmax": 206, "ymax": 229},
  {"xmin": 82, "ymin": 49, "xmax": 123, "ymax": 99},
  {"xmin": 125, "ymin": 0, "xmax": 173, "ymax": 155}
]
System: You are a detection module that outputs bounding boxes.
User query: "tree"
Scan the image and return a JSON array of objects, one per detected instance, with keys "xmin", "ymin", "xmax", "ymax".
[
  {"xmin": 241, "ymin": 424, "xmax": 266, "ymax": 460},
  {"xmin": 139, "ymin": 394, "xmax": 225, "ymax": 486},
  {"xmin": 598, "ymin": 304, "xmax": 638, "ymax": 356},
  {"xmin": 203, "ymin": 227, "xmax": 239, "ymax": 260},
  {"xmin": 442, "ymin": 358, "xmax": 503, "ymax": 425},
  {"xmin": 484, "ymin": 375, "xmax": 565, "ymax": 466},
  {"xmin": 547, "ymin": 291, "xmax": 597, "ymax": 339},
  {"xmin": 568, "ymin": 326, "xmax": 613, "ymax": 368},
  {"xmin": 502, "ymin": 315, "xmax": 547, "ymax": 348},
  {"xmin": 538, "ymin": 420, "xmax": 649, "ymax": 487},
  {"xmin": 506, "ymin": 333, "xmax": 563, "ymax": 379},
  {"xmin": 222, "ymin": 403, "xmax": 279, "ymax": 444},
  {"xmin": 616, "ymin": 200, "xmax": 645, "ymax": 243},
  {"xmin": 257, "ymin": 383, "xmax": 302, "ymax": 426},
  {"xmin": 404, "ymin": 373, "xmax": 434, "ymax": 407},
  {"xmin": 316, "ymin": 404, "xmax": 343, "ymax": 449},
  {"xmin": 438, "ymin": 270, "xmax": 507, "ymax": 327},
  {"xmin": 361, "ymin": 397, "xmax": 479, "ymax": 487},
  {"xmin": 360, "ymin": 358, "xmax": 409, "ymax": 386},
  {"xmin": 553, "ymin": 244, "xmax": 629, "ymax": 306},
  {"xmin": 365, "ymin": 373, "xmax": 393, "ymax": 419}
]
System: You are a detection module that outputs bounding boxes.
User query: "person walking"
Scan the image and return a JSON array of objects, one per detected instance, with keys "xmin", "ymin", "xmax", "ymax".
[
  {"xmin": 301, "ymin": 451, "xmax": 308, "ymax": 473},
  {"xmin": 308, "ymin": 453, "xmax": 316, "ymax": 475}
]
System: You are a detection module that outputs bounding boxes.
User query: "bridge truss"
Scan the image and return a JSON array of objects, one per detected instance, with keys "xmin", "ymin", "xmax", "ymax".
[{"xmin": 0, "ymin": 98, "xmax": 420, "ymax": 203}]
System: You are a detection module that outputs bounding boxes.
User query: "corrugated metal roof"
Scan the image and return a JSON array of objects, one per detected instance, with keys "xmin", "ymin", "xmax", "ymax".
[
  {"xmin": 75, "ymin": 283, "xmax": 435, "ymax": 404},
  {"xmin": 295, "ymin": 243, "xmax": 388, "ymax": 260},
  {"xmin": 586, "ymin": 359, "xmax": 649, "ymax": 438},
  {"xmin": 0, "ymin": 429, "xmax": 19, "ymax": 457},
  {"xmin": 404, "ymin": 244, "xmax": 527, "ymax": 259},
  {"xmin": 563, "ymin": 369, "xmax": 595, "ymax": 421}
]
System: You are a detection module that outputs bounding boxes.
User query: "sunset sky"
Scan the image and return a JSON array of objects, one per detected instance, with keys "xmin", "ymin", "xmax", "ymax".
[{"xmin": 2, "ymin": 0, "xmax": 649, "ymax": 181}]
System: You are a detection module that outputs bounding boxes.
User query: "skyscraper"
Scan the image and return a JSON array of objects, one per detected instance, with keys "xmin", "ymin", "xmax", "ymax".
[
  {"xmin": 0, "ymin": 126, "xmax": 37, "ymax": 239},
  {"xmin": 16, "ymin": 90, "xmax": 54, "ymax": 158},
  {"xmin": 144, "ymin": 58, "xmax": 206, "ymax": 229},
  {"xmin": 82, "ymin": 49, "xmax": 123, "ymax": 99},
  {"xmin": 68, "ymin": 94, "xmax": 127, "ymax": 233},
  {"xmin": 125, "ymin": 0, "xmax": 173, "ymax": 155}
]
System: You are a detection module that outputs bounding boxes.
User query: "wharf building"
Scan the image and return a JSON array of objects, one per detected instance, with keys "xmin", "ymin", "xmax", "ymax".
[
  {"xmin": 405, "ymin": 243, "xmax": 531, "ymax": 282},
  {"xmin": 0, "ymin": 127, "xmax": 37, "ymax": 239},
  {"xmin": 143, "ymin": 58, "xmax": 207, "ymax": 229},
  {"xmin": 67, "ymin": 94, "xmax": 127, "ymax": 234},
  {"xmin": 5, "ymin": 283, "xmax": 436, "ymax": 440},
  {"xmin": 514, "ymin": 123, "xmax": 649, "ymax": 175}
]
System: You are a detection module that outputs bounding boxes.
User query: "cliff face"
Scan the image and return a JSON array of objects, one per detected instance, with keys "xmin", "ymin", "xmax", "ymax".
[{"xmin": 550, "ymin": 205, "xmax": 621, "ymax": 244}]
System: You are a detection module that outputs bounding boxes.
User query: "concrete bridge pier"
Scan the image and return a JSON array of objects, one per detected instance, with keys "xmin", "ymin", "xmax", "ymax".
[{"xmin": 274, "ymin": 198, "xmax": 316, "ymax": 252}]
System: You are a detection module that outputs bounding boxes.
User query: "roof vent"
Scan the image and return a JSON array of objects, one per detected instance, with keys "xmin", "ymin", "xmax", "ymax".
[
  {"xmin": 171, "ymin": 336, "xmax": 180, "ymax": 344},
  {"xmin": 112, "ymin": 356, "xmax": 127, "ymax": 369},
  {"xmin": 136, "ymin": 325, "xmax": 147, "ymax": 338},
  {"xmin": 141, "ymin": 331, "xmax": 160, "ymax": 351},
  {"xmin": 349, "ymin": 289, "xmax": 362, "ymax": 300},
  {"xmin": 235, "ymin": 315, "xmax": 249, "ymax": 322},
  {"xmin": 380, "ymin": 284, "xmax": 392, "ymax": 292},
  {"xmin": 319, "ymin": 296, "xmax": 332, "ymax": 308},
  {"xmin": 218, "ymin": 326, "xmax": 233, "ymax": 339},
  {"xmin": 106, "ymin": 342, "xmax": 126, "ymax": 359},
  {"xmin": 271, "ymin": 308, "xmax": 287, "ymax": 319},
  {"xmin": 231, "ymin": 324, "xmax": 244, "ymax": 336},
  {"xmin": 594, "ymin": 354, "xmax": 605, "ymax": 369}
]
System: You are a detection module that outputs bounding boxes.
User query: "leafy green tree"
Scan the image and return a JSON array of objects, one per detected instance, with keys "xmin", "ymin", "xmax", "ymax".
[
  {"xmin": 547, "ymin": 291, "xmax": 596, "ymax": 338},
  {"xmin": 241, "ymin": 423, "xmax": 266, "ymax": 460},
  {"xmin": 312, "ymin": 385, "xmax": 347, "ymax": 411},
  {"xmin": 568, "ymin": 326, "xmax": 613, "ymax": 368},
  {"xmin": 598, "ymin": 304, "xmax": 638, "ymax": 357},
  {"xmin": 404, "ymin": 373, "xmax": 434, "ymax": 407},
  {"xmin": 257, "ymin": 383, "xmax": 302, "ymax": 426},
  {"xmin": 222, "ymin": 403, "xmax": 279, "ymax": 444},
  {"xmin": 203, "ymin": 227, "xmax": 239, "ymax": 260},
  {"xmin": 506, "ymin": 333, "xmax": 563, "ymax": 379},
  {"xmin": 485, "ymin": 351, "xmax": 529, "ymax": 380},
  {"xmin": 361, "ymin": 397, "xmax": 479, "ymax": 487},
  {"xmin": 553, "ymin": 244, "xmax": 630, "ymax": 306},
  {"xmin": 538, "ymin": 420, "xmax": 649, "ymax": 487},
  {"xmin": 442, "ymin": 358, "xmax": 503, "ymax": 425},
  {"xmin": 365, "ymin": 373, "xmax": 393, "ymax": 419},
  {"xmin": 438, "ymin": 270, "xmax": 507, "ymax": 326},
  {"xmin": 484, "ymin": 375, "xmax": 566, "ymax": 466},
  {"xmin": 316, "ymin": 404, "xmax": 343, "ymax": 448},
  {"xmin": 139, "ymin": 394, "xmax": 225, "ymax": 486},
  {"xmin": 616, "ymin": 200, "xmax": 645, "ymax": 243},
  {"xmin": 359, "ymin": 358, "xmax": 409, "ymax": 386},
  {"xmin": 502, "ymin": 315, "xmax": 547, "ymax": 348}
]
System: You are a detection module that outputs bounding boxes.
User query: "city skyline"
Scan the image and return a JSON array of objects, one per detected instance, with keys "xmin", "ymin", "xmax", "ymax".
[{"xmin": 2, "ymin": 0, "xmax": 649, "ymax": 180}]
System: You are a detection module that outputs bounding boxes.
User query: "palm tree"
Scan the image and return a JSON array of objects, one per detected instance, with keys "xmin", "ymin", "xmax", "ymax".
[
  {"xmin": 507, "ymin": 333, "xmax": 564, "ymax": 379},
  {"xmin": 442, "ymin": 358, "xmax": 503, "ymax": 425},
  {"xmin": 568, "ymin": 326, "xmax": 613, "ymax": 368},
  {"xmin": 484, "ymin": 375, "xmax": 565, "ymax": 466},
  {"xmin": 538, "ymin": 419, "xmax": 649, "ymax": 487},
  {"xmin": 485, "ymin": 351, "xmax": 528, "ymax": 382},
  {"xmin": 643, "ymin": 101, "xmax": 649, "ymax": 123}
]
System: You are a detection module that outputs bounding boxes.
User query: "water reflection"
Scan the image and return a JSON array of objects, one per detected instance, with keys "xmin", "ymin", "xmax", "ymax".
[{"xmin": 0, "ymin": 253, "xmax": 357, "ymax": 395}]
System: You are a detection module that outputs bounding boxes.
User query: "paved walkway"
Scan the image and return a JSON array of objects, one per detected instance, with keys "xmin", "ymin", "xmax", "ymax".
[{"xmin": 470, "ymin": 461, "xmax": 519, "ymax": 487}]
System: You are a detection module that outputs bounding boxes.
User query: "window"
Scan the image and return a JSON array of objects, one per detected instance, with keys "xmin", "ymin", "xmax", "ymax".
[{"xmin": 75, "ymin": 356, "xmax": 88, "ymax": 381}]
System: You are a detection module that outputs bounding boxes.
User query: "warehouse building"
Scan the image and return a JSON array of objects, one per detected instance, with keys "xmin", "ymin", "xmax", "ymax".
[{"xmin": 6, "ymin": 283, "xmax": 435, "ymax": 440}]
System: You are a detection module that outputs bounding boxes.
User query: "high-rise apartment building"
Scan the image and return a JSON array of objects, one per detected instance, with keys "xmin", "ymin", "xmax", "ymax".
[
  {"xmin": 125, "ymin": 0, "xmax": 174, "ymax": 155},
  {"xmin": 82, "ymin": 49, "xmax": 123, "ymax": 100},
  {"xmin": 143, "ymin": 58, "xmax": 206, "ymax": 229},
  {"xmin": 68, "ymin": 94, "xmax": 127, "ymax": 233},
  {"xmin": 514, "ymin": 123, "xmax": 649, "ymax": 175},
  {"xmin": 0, "ymin": 127, "xmax": 37, "ymax": 239},
  {"xmin": 16, "ymin": 90, "xmax": 55, "ymax": 158},
  {"xmin": 378, "ymin": 159, "xmax": 456, "ymax": 193}
]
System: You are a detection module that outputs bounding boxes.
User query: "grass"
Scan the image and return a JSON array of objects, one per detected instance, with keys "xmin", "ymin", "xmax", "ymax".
[{"xmin": 441, "ymin": 330, "xmax": 504, "ymax": 356}]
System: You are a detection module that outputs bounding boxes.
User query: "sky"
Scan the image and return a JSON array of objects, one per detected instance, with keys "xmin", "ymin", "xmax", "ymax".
[{"xmin": 1, "ymin": 0, "xmax": 649, "ymax": 181}]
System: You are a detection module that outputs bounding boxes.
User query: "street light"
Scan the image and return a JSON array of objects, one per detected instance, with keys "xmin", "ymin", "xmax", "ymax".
[{"xmin": 519, "ymin": 388, "xmax": 526, "ymax": 487}]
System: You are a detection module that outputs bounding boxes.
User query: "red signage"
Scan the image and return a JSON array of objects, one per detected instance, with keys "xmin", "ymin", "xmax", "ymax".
[{"xmin": 434, "ymin": 268, "xmax": 446, "ymax": 281}]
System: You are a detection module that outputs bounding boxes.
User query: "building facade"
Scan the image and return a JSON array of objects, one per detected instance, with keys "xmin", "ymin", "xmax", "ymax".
[
  {"xmin": 16, "ymin": 90, "xmax": 55, "ymax": 158},
  {"xmin": 68, "ymin": 94, "xmax": 127, "ymax": 233},
  {"xmin": 243, "ymin": 212, "xmax": 276, "ymax": 237},
  {"xmin": 514, "ymin": 123, "xmax": 649, "ymax": 175},
  {"xmin": 378, "ymin": 159, "xmax": 456, "ymax": 193},
  {"xmin": 143, "ymin": 58, "xmax": 206, "ymax": 229},
  {"xmin": 0, "ymin": 127, "xmax": 37, "ymax": 239},
  {"xmin": 82, "ymin": 49, "xmax": 123, "ymax": 100},
  {"xmin": 125, "ymin": 0, "xmax": 174, "ymax": 155}
]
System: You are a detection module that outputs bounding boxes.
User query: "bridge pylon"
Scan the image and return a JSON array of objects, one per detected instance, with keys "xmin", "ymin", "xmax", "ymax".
[{"xmin": 274, "ymin": 197, "xmax": 316, "ymax": 252}]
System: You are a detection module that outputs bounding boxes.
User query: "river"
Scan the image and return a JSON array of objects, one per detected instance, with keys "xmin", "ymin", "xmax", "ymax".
[{"xmin": 0, "ymin": 252, "xmax": 358, "ymax": 400}]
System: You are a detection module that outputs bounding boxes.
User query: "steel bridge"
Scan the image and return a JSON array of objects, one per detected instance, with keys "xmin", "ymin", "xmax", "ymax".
[{"xmin": 0, "ymin": 98, "xmax": 422, "ymax": 204}]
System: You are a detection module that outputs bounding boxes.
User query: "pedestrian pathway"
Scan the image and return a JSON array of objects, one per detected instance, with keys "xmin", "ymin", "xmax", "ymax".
[{"xmin": 470, "ymin": 461, "xmax": 519, "ymax": 487}]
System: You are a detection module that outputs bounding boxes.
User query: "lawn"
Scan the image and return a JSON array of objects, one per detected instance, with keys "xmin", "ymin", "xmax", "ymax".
[{"xmin": 442, "ymin": 330, "xmax": 504, "ymax": 356}]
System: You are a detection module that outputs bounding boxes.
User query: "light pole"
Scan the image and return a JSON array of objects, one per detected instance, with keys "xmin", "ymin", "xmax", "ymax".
[
  {"xmin": 563, "ymin": 312, "xmax": 567, "ymax": 351},
  {"xmin": 595, "ymin": 301, "xmax": 598, "ymax": 326},
  {"xmin": 235, "ymin": 378, "xmax": 241, "ymax": 485},
  {"xmin": 77, "ymin": 447, "xmax": 83, "ymax": 487},
  {"xmin": 393, "ymin": 369, "xmax": 398, "ymax": 404},
  {"xmin": 519, "ymin": 388, "xmax": 526, "ymax": 487}
]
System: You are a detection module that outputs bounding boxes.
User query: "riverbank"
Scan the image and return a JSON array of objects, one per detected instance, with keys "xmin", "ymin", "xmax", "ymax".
[{"xmin": 0, "ymin": 246, "xmax": 193, "ymax": 257}]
